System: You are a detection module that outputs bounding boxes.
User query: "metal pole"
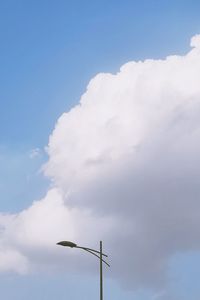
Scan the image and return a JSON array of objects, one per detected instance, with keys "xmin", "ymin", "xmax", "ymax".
[{"xmin": 100, "ymin": 241, "xmax": 103, "ymax": 300}]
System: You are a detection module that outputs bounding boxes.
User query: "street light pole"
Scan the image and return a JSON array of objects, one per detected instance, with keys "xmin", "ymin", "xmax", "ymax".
[
  {"xmin": 56, "ymin": 240, "xmax": 109, "ymax": 300},
  {"xmin": 100, "ymin": 241, "xmax": 103, "ymax": 300}
]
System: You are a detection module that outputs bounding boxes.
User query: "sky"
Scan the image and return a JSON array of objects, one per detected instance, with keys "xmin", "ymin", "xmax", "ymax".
[{"xmin": 1, "ymin": 1, "xmax": 200, "ymax": 299}]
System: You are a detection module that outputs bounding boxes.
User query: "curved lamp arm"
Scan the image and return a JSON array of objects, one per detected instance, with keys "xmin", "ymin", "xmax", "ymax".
[
  {"xmin": 57, "ymin": 240, "xmax": 110, "ymax": 267},
  {"xmin": 79, "ymin": 247, "xmax": 110, "ymax": 267},
  {"xmin": 76, "ymin": 246, "xmax": 108, "ymax": 257}
]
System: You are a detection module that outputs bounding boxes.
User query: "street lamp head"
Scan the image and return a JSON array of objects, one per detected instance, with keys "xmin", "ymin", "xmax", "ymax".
[{"xmin": 57, "ymin": 241, "xmax": 77, "ymax": 248}]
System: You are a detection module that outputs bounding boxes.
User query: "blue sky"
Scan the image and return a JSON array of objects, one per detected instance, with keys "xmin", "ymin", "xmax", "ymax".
[{"xmin": 1, "ymin": 1, "xmax": 200, "ymax": 299}]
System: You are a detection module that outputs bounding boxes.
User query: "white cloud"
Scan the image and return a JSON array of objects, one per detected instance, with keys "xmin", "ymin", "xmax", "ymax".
[
  {"xmin": 1, "ymin": 34, "xmax": 200, "ymax": 294},
  {"xmin": 0, "ymin": 247, "xmax": 28, "ymax": 274}
]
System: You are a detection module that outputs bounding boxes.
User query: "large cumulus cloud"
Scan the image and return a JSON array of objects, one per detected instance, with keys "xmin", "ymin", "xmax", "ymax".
[{"xmin": 1, "ymin": 34, "xmax": 200, "ymax": 293}]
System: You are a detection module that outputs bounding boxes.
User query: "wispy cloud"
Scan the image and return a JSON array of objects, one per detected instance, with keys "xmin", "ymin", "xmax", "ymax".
[{"xmin": 29, "ymin": 148, "xmax": 41, "ymax": 159}]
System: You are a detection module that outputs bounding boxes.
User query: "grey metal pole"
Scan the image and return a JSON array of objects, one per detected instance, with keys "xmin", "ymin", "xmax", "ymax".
[{"xmin": 100, "ymin": 241, "xmax": 103, "ymax": 300}]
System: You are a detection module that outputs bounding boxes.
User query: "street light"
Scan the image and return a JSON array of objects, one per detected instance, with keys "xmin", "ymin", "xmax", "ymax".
[{"xmin": 57, "ymin": 240, "xmax": 110, "ymax": 300}]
